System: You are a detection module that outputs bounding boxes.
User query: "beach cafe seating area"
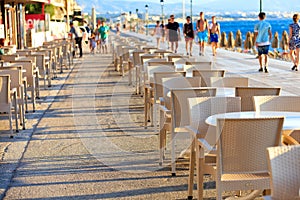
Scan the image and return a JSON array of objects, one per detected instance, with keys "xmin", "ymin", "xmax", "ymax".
[
  {"xmin": 110, "ymin": 34, "xmax": 300, "ymax": 199},
  {"xmin": 1, "ymin": 32, "xmax": 300, "ymax": 199},
  {"xmin": 0, "ymin": 38, "xmax": 74, "ymax": 137}
]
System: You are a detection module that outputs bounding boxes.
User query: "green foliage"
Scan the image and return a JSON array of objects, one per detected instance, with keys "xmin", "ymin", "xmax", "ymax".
[
  {"xmin": 25, "ymin": 3, "xmax": 42, "ymax": 14},
  {"xmin": 44, "ymin": 4, "xmax": 55, "ymax": 18},
  {"xmin": 98, "ymin": 17, "xmax": 106, "ymax": 22}
]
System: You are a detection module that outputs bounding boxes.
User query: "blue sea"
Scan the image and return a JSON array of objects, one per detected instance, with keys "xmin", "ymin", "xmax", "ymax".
[{"xmin": 150, "ymin": 18, "xmax": 291, "ymax": 49}]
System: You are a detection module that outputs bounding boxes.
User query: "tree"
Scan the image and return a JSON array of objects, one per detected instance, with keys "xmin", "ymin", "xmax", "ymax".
[{"xmin": 44, "ymin": 4, "xmax": 55, "ymax": 18}]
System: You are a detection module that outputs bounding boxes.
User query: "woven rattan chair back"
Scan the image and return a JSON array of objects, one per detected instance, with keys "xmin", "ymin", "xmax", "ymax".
[
  {"xmin": 210, "ymin": 77, "xmax": 249, "ymax": 88},
  {"xmin": 192, "ymin": 69, "xmax": 225, "ymax": 87},
  {"xmin": 188, "ymin": 97, "xmax": 241, "ymax": 142},
  {"xmin": 235, "ymin": 87, "xmax": 281, "ymax": 111},
  {"xmin": 153, "ymin": 72, "xmax": 186, "ymax": 102},
  {"xmin": 216, "ymin": 117, "xmax": 284, "ymax": 198},
  {"xmin": 171, "ymin": 88, "xmax": 217, "ymax": 128},
  {"xmin": 267, "ymin": 145, "xmax": 300, "ymax": 199}
]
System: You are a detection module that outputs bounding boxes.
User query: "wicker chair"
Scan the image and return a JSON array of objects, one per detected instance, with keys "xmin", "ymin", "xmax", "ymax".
[
  {"xmin": 144, "ymin": 71, "xmax": 184, "ymax": 128},
  {"xmin": 120, "ymin": 46, "xmax": 136, "ymax": 77},
  {"xmin": 0, "ymin": 75, "xmax": 13, "ymax": 136},
  {"xmin": 253, "ymin": 95, "xmax": 300, "ymax": 145},
  {"xmin": 0, "ymin": 66, "xmax": 25, "ymax": 131},
  {"xmin": 167, "ymin": 54, "xmax": 189, "ymax": 62},
  {"xmin": 198, "ymin": 117, "xmax": 284, "ymax": 199},
  {"xmin": 235, "ymin": 87, "xmax": 281, "ymax": 111},
  {"xmin": 164, "ymin": 88, "xmax": 217, "ymax": 176},
  {"xmin": 192, "ymin": 69, "xmax": 225, "ymax": 87},
  {"xmin": 210, "ymin": 77, "xmax": 249, "ymax": 87},
  {"xmin": 184, "ymin": 61, "xmax": 213, "ymax": 72},
  {"xmin": 186, "ymin": 96, "xmax": 241, "ymax": 200},
  {"xmin": 10, "ymin": 60, "xmax": 37, "ymax": 112},
  {"xmin": 132, "ymin": 50, "xmax": 145, "ymax": 90},
  {"xmin": 137, "ymin": 54, "xmax": 162, "ymax": 95},
  {"xmin": 265, "ymin": 145, "xmax": 300, "ymax": 200}
]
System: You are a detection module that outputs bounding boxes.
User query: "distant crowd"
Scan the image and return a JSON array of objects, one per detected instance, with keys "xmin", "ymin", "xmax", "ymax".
[
  {"xmin": 151, "ymin": 11, "xmax": 300, "ymax": 72},
  {"xmin": 65, "ymin": 11, "xmax": 300, "ymax": 73},
  {"xmin": 69, "ymin": 20, "xmax": 111, "ymax": 57}
]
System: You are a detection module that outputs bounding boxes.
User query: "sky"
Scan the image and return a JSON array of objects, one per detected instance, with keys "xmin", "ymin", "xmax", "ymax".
[{"xmin": 77, "ymin": 0, "xmax": 300, "ymax": 14}]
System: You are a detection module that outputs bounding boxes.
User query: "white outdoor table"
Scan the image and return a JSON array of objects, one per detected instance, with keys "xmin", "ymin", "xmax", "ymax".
[{"xmin": 206, "ymin": 111, "xmax": 300, "ymax": 131}]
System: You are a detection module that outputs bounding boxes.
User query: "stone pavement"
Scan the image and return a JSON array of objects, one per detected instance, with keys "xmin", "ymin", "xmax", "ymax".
[{"xmin": 0, "ymin": 32, "xmax": 300, "ymax": 199}]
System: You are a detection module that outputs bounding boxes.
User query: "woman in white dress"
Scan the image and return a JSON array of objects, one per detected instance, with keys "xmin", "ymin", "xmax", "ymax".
[{"xmin": 152, "ymin": 21, "xmax": 162, "ymax": 48}]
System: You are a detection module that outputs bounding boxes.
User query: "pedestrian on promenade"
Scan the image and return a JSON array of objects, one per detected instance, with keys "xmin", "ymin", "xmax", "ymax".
[
  {"xmin": 152, "ymin": 21, "xmax": 162, "ymax": 48},
  {"xmin": 166, "ymin": 15, "xmax": 180, "ymax": 53},
  {"xmin": 70, "ymin": 22, "xmax": 83, "ymax": 58},
  {"xmin": 209, "ymin": 16, "xmax": 220, "ymax": 56},
  {"xmin": 165, "ymin": 18, "xmax": 171, "ymax": 49},
  {"xmin": 160, "ymin": 21, "xmax": 165, "ymax": 44},
  {"xmin": 0, "ymin": 38, "xmax": 5, "ymax": 55},
  {"xmin": 99, "ymin": 21, "xmax": 110, "ymax": 54},
  {"xmin": 89, "ymin": 33, "xmax": 97, "ymax": 54},
  {"xmin": 183, "ymin": 16, "xmax": 194, "ymax": 56},
  {"xmin": 254, "ymin": 12, "xmax": 272, "ymax": 73},
  {"xmin": 197, "ymin": 12, "xmax": 209, "ymax": 56},
  {"xmin": 116, "ymin": 23, "xmax": 121, "ymax": 35},
  {"xmin": 289, "ymin": 13, "xmax": 300, "ymax": 71}
]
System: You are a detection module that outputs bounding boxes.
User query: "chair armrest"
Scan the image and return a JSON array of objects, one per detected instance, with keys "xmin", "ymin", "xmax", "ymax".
[
  {"xmin": 159, "ymin": 104, "xmax": 171, "ymax": 115},
  {"xmin": 185, "ymin": 125, "xmax": 199, "ymax": 135},
  {"xmin": 283, "ymin": 134, "xmax": 299, "ymax": 145},
  {"xmin": 198, "ymin": 138, "xmax": 216, "ymax": 152}
]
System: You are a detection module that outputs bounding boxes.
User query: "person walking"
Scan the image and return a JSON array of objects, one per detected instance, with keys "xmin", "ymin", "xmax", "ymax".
[
  {"xmin": 254, "ymin": 12, "xmax": 272, "ymax": 73},
  {"xmin": 197, "ymin": 12, "xmax": 209, "ymax": 56},
  {"xmin": 70, "ymin": 22, "xmax": 83, "ymax": 58},
  {"xmin": 99, "ymin": 21, "xmax": 110, "ymax": 54},
  {"xmin": 183, "ymin": 16, "xmax": 194, "ymax": 56},
  {"xmin": 165, "ymin": 18, "xmax": 171, "ymax": 49},
  {"xmin": 209, "ymin": 16, "xmax": 221, "ymax": 57},
  {"xmin": 289, "ymin": 13, "xmax": 300, "ymax": 71},
  {"xmin": 152, "ymin": 21, "xmax": 162, "ymax": 48},
  {"xmin": 0, "ymin": 38, "xmax": 5, "ymax": 55},
  {"xmin": 160, "ymin": 21, "xmax": 165, "ymax": 44},
  {"xmin": 166, "ymin": 15, "xmax": 180, "ymax": 53}
]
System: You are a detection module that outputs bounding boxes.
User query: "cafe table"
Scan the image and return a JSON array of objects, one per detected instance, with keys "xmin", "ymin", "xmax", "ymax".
[{"xmin": 206, "ymin": 111, "xmax": 300, "ymax": 131}]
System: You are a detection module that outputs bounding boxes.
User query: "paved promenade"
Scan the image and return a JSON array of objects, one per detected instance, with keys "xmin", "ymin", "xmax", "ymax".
[{"xmin": 0, "ymin": 32, "xmax": 299, "ymax": 199}]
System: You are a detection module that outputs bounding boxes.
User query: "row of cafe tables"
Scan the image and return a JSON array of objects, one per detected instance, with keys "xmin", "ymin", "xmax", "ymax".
[
  {"xmin": 111, "ymin": 34, "xmax": 300, "ymax": 199},
  {"xmin": 0, "ymin": 39, "xmax": 74, "ymax": 137}
]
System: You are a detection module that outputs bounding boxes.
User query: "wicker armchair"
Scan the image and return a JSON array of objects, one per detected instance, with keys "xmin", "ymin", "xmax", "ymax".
[
  {"xmin": 167, "ymin": 88, "xmax": 217, "ymax": 176},
  {"xmin": 235, "ymin": 87, "xmax": 281, "ymax": 111},
  {"xmin": 210, "ymin": 77, "xmax": 249, "ymax": 87},
  {"xmin": 265, "ymin": 145, "xmax": 300, "ymax": 200},
  {"xmin": 197, "ymin": 117, "xmax": 284, "ymax": 199},
  {"xmin": 192, "ymin": 69, "xmax": 225, "ymax": 87},
  {"xmin": 253, "ymin": 95, "xmax": 300, "ymax": 145},
  {"xmin": 186, "ymin": 96, "xmax": 241, "ymax": 200},
  {"xmin": 0, "ymin": 75, "xmax": 13, "ymax": 136}
]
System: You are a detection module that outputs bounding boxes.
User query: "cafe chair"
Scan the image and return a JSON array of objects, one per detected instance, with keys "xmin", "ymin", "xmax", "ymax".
[
  {"xmin": 0, "ymin": 75, "xmax": 14, "ymax": 136},
  {"xmin": 197, "ymin": 117, "xmax": 284, "ymax": 200},
  {"xmin": 143, "ymin": 66, "xmax": 177, "ymax": 127},
  {"xmin": 145, "ymin": 72, "xmax": 186, "ymax": 129},
  {"xmin": 253, "ymin": 95, "xmax": 300, "ymax": 145},
  {"xmin": 192, "ymin": 69, "xmax": 225, "ymax": 87},
  {"xmin": 186, "ymin": 96, "xmax": 241, "ymax": 200},
  {"xmin": 184, "ymin": 61, "xmax": 213, "ymax": 72},
  {"xmin": 235, "ymin": 87, "xmax": 281, "ymax": 111},
  {"xmin": 265, "ymin": 145, "xmax": 300, "ymax": 200},
  {"xmin": 210, "ymin": 77, "xmax": 249, "ymax": 87},
  {"xmin": 167, "ymin": 88, "xmax": 216, "ymax": 176}
]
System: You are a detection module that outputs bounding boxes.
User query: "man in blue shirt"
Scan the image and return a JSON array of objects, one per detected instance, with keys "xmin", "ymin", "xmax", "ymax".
[{"xmin": 254, "ymin": 12, "xmax": 272, "ymax": 73}]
